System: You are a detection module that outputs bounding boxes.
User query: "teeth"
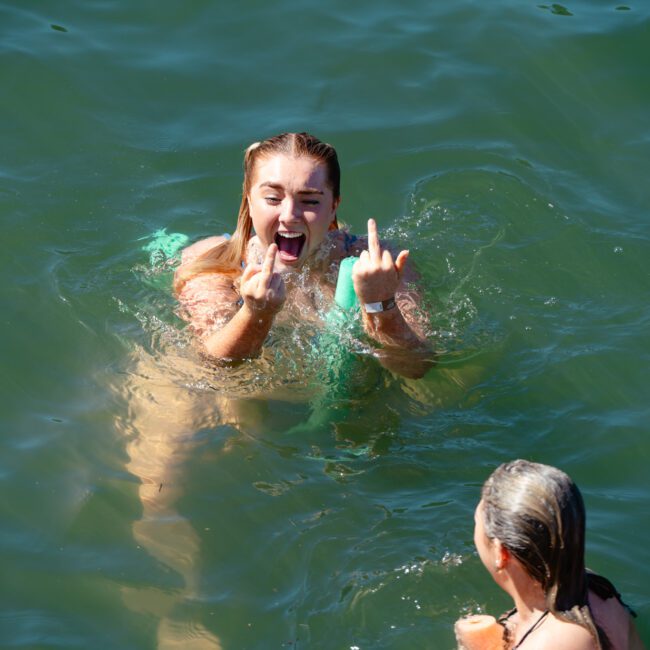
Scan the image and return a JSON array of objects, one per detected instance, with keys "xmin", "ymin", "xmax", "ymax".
[{"xmin": 277, "ymin": 232, "xmax": 303, "ymax": 239}]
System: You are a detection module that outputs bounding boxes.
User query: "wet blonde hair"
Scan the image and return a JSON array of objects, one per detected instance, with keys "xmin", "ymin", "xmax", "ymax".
[
  {"xmin": 174, "ymin": 132, "xmax": 340, "ymax": 293},
  {"xmin": 481, "ymin": 459, "xmax": 611, "ymax": 649}
]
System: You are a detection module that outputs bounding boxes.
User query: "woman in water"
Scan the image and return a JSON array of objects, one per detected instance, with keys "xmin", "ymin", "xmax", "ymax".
[
  {"xmin": 173, "ymin": 131, "xmax": 433, "ymax": 378},
  {"xmin": 471, "ymin": 459, "xmax": 644, "ymax": 649},
  {"xmin": 116, "ymin": 133, "xmax": 436, "ymax": 648}
]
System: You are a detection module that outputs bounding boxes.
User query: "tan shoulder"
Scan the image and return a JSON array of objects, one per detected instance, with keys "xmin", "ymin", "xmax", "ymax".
[
  {"xmin": 530, "ymin": 615, "xmax": 597, "ymax": 650},
  {"xmin": 180, "ymin": 235, "xmax": 229, "ymax": 265}
]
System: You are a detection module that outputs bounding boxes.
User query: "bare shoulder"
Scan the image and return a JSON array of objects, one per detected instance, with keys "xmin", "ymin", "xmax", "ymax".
[
  {"xmin": 176, "ymin": 266, "xmax": 240, "ymax": 337},
  {"xmin": 180, "ymin": 235, "xmax": 229, "ymax": 265},
  {"xmin": 530, "ymin": 616, "xmax": 597, "ymax": 650}
]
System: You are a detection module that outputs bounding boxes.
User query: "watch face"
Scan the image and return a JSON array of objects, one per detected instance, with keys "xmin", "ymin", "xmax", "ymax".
[{"xmin": 364, "ymin": 298, "xmax": 396, "ymax": 314}]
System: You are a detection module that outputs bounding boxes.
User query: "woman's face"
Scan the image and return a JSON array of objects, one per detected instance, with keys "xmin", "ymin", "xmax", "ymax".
[{"xmin": 247, "ymin": 153, "xmax": 339, "ymax": 270}]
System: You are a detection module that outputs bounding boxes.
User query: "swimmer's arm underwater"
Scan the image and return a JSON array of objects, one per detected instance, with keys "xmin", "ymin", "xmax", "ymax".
[
  {"xmin": 353, "ymin": 219, "xmax": 434, "ymax": 379},
  {"xmin": 360, "ymin": 290, "xmax": 434, "ymax": 379}
]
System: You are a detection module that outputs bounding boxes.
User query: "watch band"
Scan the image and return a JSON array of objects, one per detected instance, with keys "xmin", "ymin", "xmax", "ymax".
[{"xmin": 363, "ymin": 297, "xmax": 397, "ymax": 313}]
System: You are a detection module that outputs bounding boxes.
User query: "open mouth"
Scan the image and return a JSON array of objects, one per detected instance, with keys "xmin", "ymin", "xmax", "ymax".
[{"xmin": 274, "ymin": 231, "xmax": 306, "ymax": 261}]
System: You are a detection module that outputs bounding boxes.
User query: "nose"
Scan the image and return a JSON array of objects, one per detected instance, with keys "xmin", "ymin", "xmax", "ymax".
[{"xmin": 279, "ymin": 197, "xmax": 302, "ymax": 224}]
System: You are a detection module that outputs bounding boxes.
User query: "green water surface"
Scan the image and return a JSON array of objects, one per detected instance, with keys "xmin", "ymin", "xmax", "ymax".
[{"xmin": 1, "ymin": 1, "xmax": 649, "ymax": 648}]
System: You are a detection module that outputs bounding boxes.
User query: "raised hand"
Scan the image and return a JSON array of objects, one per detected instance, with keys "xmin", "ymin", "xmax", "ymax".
[
  {"xmin": 240, "ymin": 243, "xmax": 286, "ymax": 316},
  {"xmin": 352, "ymin": 218, "xmax": 409, "ymax": 305}
]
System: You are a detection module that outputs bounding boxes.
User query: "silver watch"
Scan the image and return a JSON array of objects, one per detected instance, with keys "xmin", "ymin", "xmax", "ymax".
[{"xmin": 363, "ymin": 297, "xmax": 396, "ymax": 313}]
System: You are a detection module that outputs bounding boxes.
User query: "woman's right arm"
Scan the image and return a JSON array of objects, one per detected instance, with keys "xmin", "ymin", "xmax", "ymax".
[{"xmin": 177, "ymin": 243, "xmax": 285, "ymax": 361}]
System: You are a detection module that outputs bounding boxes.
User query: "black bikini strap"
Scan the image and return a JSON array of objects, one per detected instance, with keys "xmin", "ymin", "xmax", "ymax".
[
  {"xmin": 512, "ymin": 610, "xmax": 549, "ymax": 649},
  {"xmin": 497, "ymin": 607, "xmax": 518, "ymax": 624}
]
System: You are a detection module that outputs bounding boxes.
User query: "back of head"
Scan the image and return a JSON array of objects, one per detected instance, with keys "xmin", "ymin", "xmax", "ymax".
[{"xmin": 481, "ymin": 460, "xmax": 608, "ymax": 648}]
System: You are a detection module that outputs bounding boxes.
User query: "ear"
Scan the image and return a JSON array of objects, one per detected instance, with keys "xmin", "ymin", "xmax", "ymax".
[{"xmin": 494, "ymin": 540, "xmax": 510, "ymax": 571}]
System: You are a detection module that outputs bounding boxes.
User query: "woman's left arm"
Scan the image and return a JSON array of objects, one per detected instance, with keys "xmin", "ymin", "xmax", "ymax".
[{"xmin": 352, "ymin": 219, "xmax": 435, "ymax": 379}]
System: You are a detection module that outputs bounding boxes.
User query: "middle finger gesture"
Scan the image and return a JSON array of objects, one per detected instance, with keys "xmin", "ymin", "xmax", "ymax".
[{"xmin": 352, "ymin": 218, "xmax": 409, "ymax": 305}]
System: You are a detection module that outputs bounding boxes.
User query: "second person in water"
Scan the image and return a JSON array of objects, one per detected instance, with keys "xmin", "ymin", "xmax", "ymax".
[{"xmin": 468, "ymin": 459, "xmax": 645, "ymax": 650}]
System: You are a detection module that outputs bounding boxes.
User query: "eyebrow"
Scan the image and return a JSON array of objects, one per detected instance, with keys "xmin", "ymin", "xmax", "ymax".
[{"xmin": 259, "ymin": 182, "xmax": 324, "ymax": 195}]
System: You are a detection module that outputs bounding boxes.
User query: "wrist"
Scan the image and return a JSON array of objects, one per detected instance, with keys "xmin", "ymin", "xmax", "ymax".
[
  {"xmin": 362, "ymin": 296, "xmax": 396, "ymax": 314},
  {"xmin": 240, "ymin": 302, "xmax": 278, "ymax": 324},
  {"xmin": 361, "ymin": 306, "xmax": 427, "ymax": 351},
  {"xmin": 362, "ymin": 304, "xmax": 403, "ymax": 325}
]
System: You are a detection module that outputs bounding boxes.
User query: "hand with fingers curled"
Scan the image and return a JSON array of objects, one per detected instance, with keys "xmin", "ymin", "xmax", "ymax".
[
  {"xmin": 240, "ymin": 244, "xmax": 286, "ymax": 316},
  {"xmin": 352, "ymin": 218, "xmax": 409, "ymax": 306}
]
